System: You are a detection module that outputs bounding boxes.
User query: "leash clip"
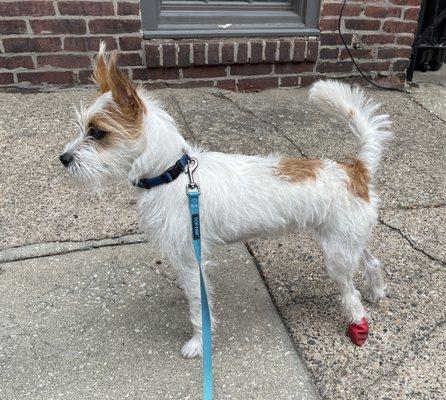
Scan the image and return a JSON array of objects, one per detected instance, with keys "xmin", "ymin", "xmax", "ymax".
[{"xmin": 186, "ymin": 157, "xmax": 200, "ymax": 193}]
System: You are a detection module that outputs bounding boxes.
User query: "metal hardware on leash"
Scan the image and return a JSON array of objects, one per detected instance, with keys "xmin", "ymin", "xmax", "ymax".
[{"xmin": 186, "ymin": 157, "xmax": 199, "ymax": 193}]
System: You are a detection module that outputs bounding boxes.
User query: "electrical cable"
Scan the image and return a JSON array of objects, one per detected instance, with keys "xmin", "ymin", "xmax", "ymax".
[{"xmin": 338, "ymin": 0, "xmax": 407, "ymax": 92}]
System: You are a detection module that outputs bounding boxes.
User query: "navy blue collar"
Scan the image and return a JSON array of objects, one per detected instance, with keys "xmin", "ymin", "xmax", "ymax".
[{"xmin": 134, "ymin": 154, "xmax": 191, "ymax": 190}]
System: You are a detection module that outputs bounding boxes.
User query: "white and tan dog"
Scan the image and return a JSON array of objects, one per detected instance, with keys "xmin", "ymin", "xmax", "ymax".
[{"xmin": 60, "ymin": 45, "xmax": 392, "ymax": 357}]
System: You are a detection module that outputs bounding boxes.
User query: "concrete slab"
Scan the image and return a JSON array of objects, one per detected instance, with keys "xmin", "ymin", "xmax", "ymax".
[
  {"xmin": 0, "ymin": 243, "xmax": 319, "ymax": 400},
  {"xmin": 248, "ymin": 223, "xmax": 446, "ymax": 400}
]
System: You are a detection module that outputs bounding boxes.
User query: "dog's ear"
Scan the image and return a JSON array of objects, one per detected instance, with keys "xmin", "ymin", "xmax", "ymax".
[
  {"xmin": 92, "ymin": 42, "xmax": 110, "ymax": 94},
  {"xmin": 107, "ymin": 51, "xmax": 144, "ymax": 117}
]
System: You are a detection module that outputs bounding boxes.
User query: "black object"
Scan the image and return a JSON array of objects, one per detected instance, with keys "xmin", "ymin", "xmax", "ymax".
[
  {"xmin": 135, "ymin": 153, "xmax": 191, "ymax": 190},
  {"xmin": 408, "ymin": 0, "xmax": 446, "ymax": 81}
]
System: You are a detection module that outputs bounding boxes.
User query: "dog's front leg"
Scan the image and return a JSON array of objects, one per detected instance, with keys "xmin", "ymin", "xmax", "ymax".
[{"xmin": 176, "ymin": 257, "xmax": 215, "ymax": 359}]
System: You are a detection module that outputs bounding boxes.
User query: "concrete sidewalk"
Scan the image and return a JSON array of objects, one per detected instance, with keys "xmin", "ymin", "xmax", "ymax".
[{"xmin": 1, "ymin": 73, "xmax": 445, "ymax": 399}]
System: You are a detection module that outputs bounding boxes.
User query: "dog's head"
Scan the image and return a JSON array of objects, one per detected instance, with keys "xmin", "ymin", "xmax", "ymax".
[{"xmin": 60, "ymin": 43, "xmax": 146, "ymax": 190}]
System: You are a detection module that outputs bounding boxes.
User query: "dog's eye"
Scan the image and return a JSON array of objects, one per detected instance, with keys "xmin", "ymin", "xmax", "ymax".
[{"xmin": 88, "ymin": 127, "xmax": 107, "ymax": 140}]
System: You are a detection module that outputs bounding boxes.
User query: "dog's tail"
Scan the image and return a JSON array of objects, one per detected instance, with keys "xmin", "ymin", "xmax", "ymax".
[{"xmin": 309, "ymin": 79, "xmax": 392, "ymax": 177}]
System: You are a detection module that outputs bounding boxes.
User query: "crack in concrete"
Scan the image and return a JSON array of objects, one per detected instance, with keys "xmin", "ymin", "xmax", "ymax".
[
  {"xmin": 244, "ymin": 241, "xmax": 323, "ymax": 399},
  {"xmin": 0, "ymin": 234, "xmax": 146, "ymax": 265},
  {"xmin": 409, "ymin": 95, "xmax": 446, "ymax": 123},
  {"xmin": 382, "ymin": 203, "xmax": 446, "ymax": 211},
  {"xmin": 212, "ymin": 92, "xmax": 309, "ymax": 158},
  {"xmin": 379, "ymin": 219, "xmax": 446, "ymax": 267},
  {"xmin": 169, "ymin": 94, "xmax": 195, "ymax": 139}
]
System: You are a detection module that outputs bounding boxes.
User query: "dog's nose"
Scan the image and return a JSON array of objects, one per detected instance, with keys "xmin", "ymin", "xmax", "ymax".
[{"xmin": 59, "ymin": 152, "xmax": 73, "ymax": 167}]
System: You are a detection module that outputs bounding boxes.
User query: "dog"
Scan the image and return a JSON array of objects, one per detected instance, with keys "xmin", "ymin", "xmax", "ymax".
[{"xmin": 60, "ymin": 44, "xmax": 392, "ymax": 357}]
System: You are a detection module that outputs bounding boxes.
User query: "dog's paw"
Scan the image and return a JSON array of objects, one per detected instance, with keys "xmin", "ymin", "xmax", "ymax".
[
  {"xmin": 181, "ymin": 335, "xmax": 202, "ymax": 359},
  {"xmin": 347, "ymin": 317, "xmax": 369, "ymax": 346}
]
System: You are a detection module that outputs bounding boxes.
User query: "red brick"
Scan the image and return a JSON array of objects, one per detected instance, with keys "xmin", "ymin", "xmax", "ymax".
[
  {"xmin": 392, "ymin": 59, "xmax": 410, "ymax": 71},
  {"xmin": 183, "ymin": 66, "xmax": 226, "ymax": 79},
  {"xmin": 362, "ymin": 34, "xmax": 395, "ymax": 45},
  {"xmin": 148, "ymin": 67, "xmax": 179, "ymax": 81},
  {"xmin": 31, "ymin": 19, "xmax": 86, "ymax": 35},
  {"xmin": 193, "ymin": 43, "xmax": 206, "ymax": 65},
  {"xmin": 238, "ymin": 77, "xmax": 278, "ymax": 92},
  {"xmin": 0, "ymin": 19, "xmax": 27, "ymax": 35},
  {"xmin": 89, "ymin": 19, "xmax": 140, "ymax": 34},
  {"xmin": 320, "ymin": 18, "xmax": 339, "ymax": 31},
  {"xmin": 340, "ymin": 48, "xmax": 375, "ymax": 60},
  {"xmin": 221, "ymin": 43, "xmax": 234, "ymax": 64},
  {"xmin": 316, "ymin": 61, "xmax": 353, "ymax": 73},
  {"xmin": 396, "ymin": 35, "xmax": 415, "ymax": 46},
  {"xmin": 119, "ymin": 36, "xmax": 142, "ymax": 51},
  {"xmin": 0, "ymin": 55, "xmax": 34, "ymax": 69},
  {"xmin": 117, "ymin": 53, "xmax": 143, "ymax": 67},
  {"xmin": 117, "ymin": 2, "xmax": 140, "ymax": 15},
  {"xmin": 230, "ymin": 63, "xmax": 272, "ymax": 76},
  {"xmin": 280, "ymin": 76, "xmax": 300, "ymax": 87},
  {"xmin": 293, "ymin": 40, "xmax": 306, "ymax": 62},
  {"xmin": 0, "ymin": 73, "xmax": 14, "ymax": 85},
  {"xmin": 58, "ymin": 1, "xmax": 114, "ymax": 16},
  {"xmin": 37, "ymin": 54, "xmax": 91, "ymax": 68},
  {"xmin": 208, "ymin": 43, "xmax": 220, "ymax": 65},
  {"xmin": 345, "ymin": 19, "xmax": 380, "ymax": 31},
  {"xmin": 356, "ymin": 61, "xmax": 390, "ymax": 72},
  {"xmin": 77, "ymin": 69, "xmax": 94, "ymax": 84},
  {"xmin": 378, "ymin": 47, "xmax": 412, "ymax": 59},
  {"xmin": 278, "ymin": 41, "xmax": 292, "ymax": 62},
  {"xmin": 364, "ymin": 6, "xmax": 402, "ymax": 18},
  {"xmin": 216, "ymin": 79, "xmax": 237, "ymax": 91},
  {"xmin": 404, "ymin": 7, "xmax": 420, "ymax": 20},
  {"xmin": 322, "ymin": 3, "xmax": 361, "ymax": 17},
  {"xmin": 236, "ymin": 42, "xmax": 248, "ymax": 64},
  {"xmin": 178, "ymin": 43, "xmax": 191, "ymax": 67},
  {"xmin": 300, "ymin": 75, "xmax": 319, "ymax": 87},
  {"xmin": 145, "ymin": 44, "xmax": 161, "ymax": 67},
  {"xmin": 383, "ymin": 20, "xmax": 418, "ymax": 34},
  {"xmin": 3, "ymin": 37, "xmax": 62, "ymax": 53},
  {"xmin": 306, "ymin": 41, "xmax": 319, "ymax": 61},
  {"xmin": 0, "ymin": 1, "xmax": 54, "ymax": 16},
  {"xmin": 64, "ymin": 36, "xmax": 117, "ymax": 51},
  {"xmin": 162, "ymin": 43, "xmax": 176, "ymax": 67},
  {"xmin": 320, "ymin": 33, "xmax": 352, "ymax": 46},
  {"xmin": 275, "ymin": 62, "xmax": 314, "ymax": 74},
  {"xmin": 264, "ymin": 40, "xmax": 277, "ymax": 62},
  {"xmin": 131, "ymin": 68, "xmax": 147, "ymax": 81},
  {"xmin": 250, "ymin": 41, "xmax": 263, "ymax": 63},
  {"xmin": 17, "ymin": 71, "xmax": 74, "ymax": 85},
  {"xmin": 320, "ymin": 48, "xmax": 339, "ymax": 59}
]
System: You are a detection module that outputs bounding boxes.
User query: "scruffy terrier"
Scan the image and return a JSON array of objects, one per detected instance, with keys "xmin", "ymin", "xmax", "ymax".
[{"xmin": 60, "ymin": 45, "xmax": 392, "ymax": 357}]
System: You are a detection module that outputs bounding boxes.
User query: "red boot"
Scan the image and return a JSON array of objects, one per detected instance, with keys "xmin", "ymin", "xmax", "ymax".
[{"xmin": 347, "ymin": 317, "xmax": 369, "ymax": 346}]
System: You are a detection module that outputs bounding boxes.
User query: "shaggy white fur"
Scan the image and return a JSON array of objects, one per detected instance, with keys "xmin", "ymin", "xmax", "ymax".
[{"xmin": 61, "ymin": 62, "xmax": 392, "ymax": 356}]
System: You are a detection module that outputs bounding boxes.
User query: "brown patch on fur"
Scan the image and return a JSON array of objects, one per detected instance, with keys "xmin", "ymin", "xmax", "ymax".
[
  {"xmin": 339, "ymin": 159, "xmax": 370, "ymax": 202},
  {"xmin": 275, "ymin": 158, "xmax": 323, "ymax": 183},
  {"xmin": 347, "ymin": 108, "xmax": 356, "ymax": 119}
]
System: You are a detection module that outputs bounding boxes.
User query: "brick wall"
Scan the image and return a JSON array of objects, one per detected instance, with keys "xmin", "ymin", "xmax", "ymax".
[
  {"xmin": 0, "ymin": 0, "xmax": 421, "ymax": 91},
  {"xmin": 0, "ymin": 0, "xmax": 142, "ymax": 87}
]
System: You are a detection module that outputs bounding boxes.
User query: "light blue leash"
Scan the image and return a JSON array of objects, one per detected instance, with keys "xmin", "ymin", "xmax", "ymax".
[{"xmin": 186, "ymin": 158, "xmax": 213, "ymax": 400}]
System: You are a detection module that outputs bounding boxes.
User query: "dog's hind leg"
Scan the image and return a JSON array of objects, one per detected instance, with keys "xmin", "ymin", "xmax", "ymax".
[
  {"xmin": 362, "ymin": 248, "xmax": 386, "ymax": 303},
  {"xmin": 319, "ymin": 235, "xmax": 369, "ymax": 345}
]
